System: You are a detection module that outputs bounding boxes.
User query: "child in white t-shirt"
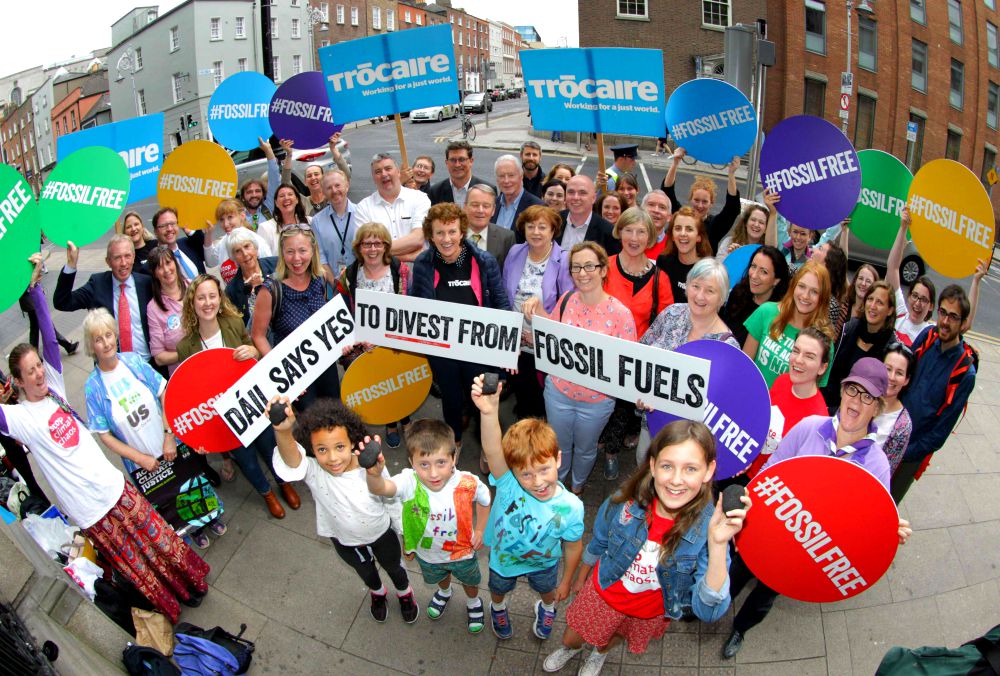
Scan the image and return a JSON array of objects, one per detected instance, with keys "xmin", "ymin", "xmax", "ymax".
[
  {"xmin": 269, "ymin": 396, "xmax": 417, "ymax": 624},
  {"xmin": 365, "ymin": 419, "xmax": 491, "ymax": 633}
]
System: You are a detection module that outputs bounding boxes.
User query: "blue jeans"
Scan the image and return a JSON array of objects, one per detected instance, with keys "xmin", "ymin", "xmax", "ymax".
[
  {"xmin": 543, "ymin": 380, "xmax": 616, "ymax": 490},
  {"xmin": 488, "ymin": 563, "xmax": 559, "ymax": 596},
  {"xmin": 230, "ymin": 426, "xmax": 284, "ymax": 495},
  {"xmin": 550, "ymin": 130, "xmax": 562, "ymax": 142}
]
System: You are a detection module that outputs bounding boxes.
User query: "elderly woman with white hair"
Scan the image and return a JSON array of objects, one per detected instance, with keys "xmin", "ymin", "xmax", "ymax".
[
  {"xmin": 494, "ymin": 153, "xmax": 543, "ymax": 234},
  {"xmin": 224, "ymin": 227, "xmax": 279, "ymax": 322}
]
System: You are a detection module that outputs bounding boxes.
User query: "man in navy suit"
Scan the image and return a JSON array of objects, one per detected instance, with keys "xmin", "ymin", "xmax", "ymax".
[
  {"xmin": 493, "ymin": 155, "xmax": 543, "ymax": 243},
  {"xmin": 54, "ymin": 234, "xmax": 155, "ymax": 361},
  {"xmin": 427, "ymin": 141, "xmax": 493, "ymax": 206},
  {"xmin": 559, "ymin": 175, "xmax": 620, "ymax": 255},
  {"xmin": 149, "ymin": 206, "xmax": 206, "ymax": 282}
]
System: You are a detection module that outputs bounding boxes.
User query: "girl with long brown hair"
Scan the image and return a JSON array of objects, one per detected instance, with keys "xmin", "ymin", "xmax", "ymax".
[{"xmin": 655, "ymin": 206, "xmax": 713, "ymax": 303}]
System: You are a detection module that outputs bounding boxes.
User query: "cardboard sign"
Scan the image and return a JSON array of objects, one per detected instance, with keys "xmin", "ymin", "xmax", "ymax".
[
  {"xmin": 318, "ymin": 24, "xmax": 459, "ymax": 124},
  {"xmin": 164, "ymin": 348, "xmax": 257, "ymax": 452},
  {"xmin": 737, "ymin": 456, "xmax": 899, "ymax": 602},
  {"xmin": 268, "ymin": 71, "xmax": 344, "ymax": 149},
  {"xmin": 722, "ymin": 244, "xmax": 761, "ymax": 290},
  {"xmin": 0, "ymin": 165, "xmax": 42, "ymax": 313},
  {"xmin": 130, "ymin": 449, "xmax": 223, "ymax": 531},
  {"xmin": 354, "ymin": 289, "xmax": 523, "ymax": 369},
  {"xmin": 208, "ymin": 71, "xmax": 277, "ymax": 151},
  {"xmin": 665, "ymin": 79, "xmax": 757, "ymax": 164},
  {"xmin": 759, "ymin": 115, "xmax": 861, "ymax": 229},
  {"xmin": 531, "ymin": 315, "xmax": 710, "ymax": 419},
  {"xmin": 156, "ymin": 140, "xmax": 237, "ymax": 230},
  {"xmin": 213, "ymin": 295, "xmax": 355, "ymax": 446},
  {"xmin": 521, "ymin": 48, "xmax": 666, "ymax": 137},
  {"xmin": 56, "ymin": 113, "xmax": 164, "ymax": 203},
  {"xmin": 850, "ymin": 150, "xmax": 913, "ymax": 250},
  {"xmin": 648, "ymin": 340, "xmax": 770, "ymax": 479},
  {"xmin": 341, "ymin": 347, "xmax": 432, "ymax": 424},
  {"xmin": 39, "ymin": 146, "xmax": 130, "ymax": 247},
  {"xmin": 907, "ymin": 158, "xmax": 995, "ymax": 279}
]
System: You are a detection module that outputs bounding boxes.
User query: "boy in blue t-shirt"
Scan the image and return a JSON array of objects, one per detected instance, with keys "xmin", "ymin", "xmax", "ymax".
[{"xmin": 471, "ymin": 375, "xmax": 585, "ymax": 641}]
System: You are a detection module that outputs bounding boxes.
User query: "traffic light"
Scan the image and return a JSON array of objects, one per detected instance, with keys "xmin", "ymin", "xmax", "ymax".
[
  {"xmin": 187, "ymin": 114, "xmax": 197, "ymax": 128},
  {"xmin": 180, "ymin": 115, "xmax": 186, "ymax": 130}
]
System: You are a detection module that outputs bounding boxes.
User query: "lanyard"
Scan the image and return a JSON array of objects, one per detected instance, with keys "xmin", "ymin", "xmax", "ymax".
[{"xmin": 331, "ymin": 210, "xmax": 352, "ymax": 257}]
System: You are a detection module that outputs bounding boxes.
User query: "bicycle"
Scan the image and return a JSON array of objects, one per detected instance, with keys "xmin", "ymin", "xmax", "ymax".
[{"xmin": 459, "ymin": 111, "xmax": 477, "ymax": 141}]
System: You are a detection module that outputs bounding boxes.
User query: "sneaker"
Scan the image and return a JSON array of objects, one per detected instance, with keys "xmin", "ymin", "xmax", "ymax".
[
  {"xmin": 466, "ymin": 599, "xmax": 485, "ymax": 634},
  {"xmin": 209, "ymin": 520, "xmax": 227, "ymax": 537},
  {"xmin": 427, "ymin": 589, "xmax": 450, "ymax": 620},
  {"xmin": 190, "ymin": 532, "xmax": 210, "ymax": 550},
  {"xmin": 542, "ymin": 647, "xmax": 581, "ymax": 672},
  {"xmin": 533, "ymin": 600, "xmax": 557, "ymax": 639},
  {"xmin": 490, "ymin": 604, "xmax": 513, "ymax": 639},
  {"xmin": 385, "ymin": 428, "xmax": 401, "ymax": 449},
  {"xmin": 722, "ymin": 629, "xmax": 744, "ymax": 659},
  {"xmin": 603, "ymin": 454, "xmax": 620, "ymax": 480},
  {"xmin": 578, "ymin": 648, "xmax": 609, "ymax": 676},
  {"xmin": 370, "ymin": 592, "xmax": 388, "ymax": 623},
  {"xmin": 398, "ymin": 591, "xmax": 419, "ymax": 623}
]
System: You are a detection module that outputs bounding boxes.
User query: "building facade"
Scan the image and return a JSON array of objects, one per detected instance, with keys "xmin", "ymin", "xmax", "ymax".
[
  {"xmin": 1, "ymin": 99, "xmax": 40, "ymax": 193},
  {"xmin": 52, "ymin": 69, "xmax": 111, "ymax": 156}
]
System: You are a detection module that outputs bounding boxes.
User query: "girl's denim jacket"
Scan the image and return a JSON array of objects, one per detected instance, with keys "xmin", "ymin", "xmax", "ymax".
[{"xmin": 583, "ymin": 496, "xmax": 731, "ymax": 622}]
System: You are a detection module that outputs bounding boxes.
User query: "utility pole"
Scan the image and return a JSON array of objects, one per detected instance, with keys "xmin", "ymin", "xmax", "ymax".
[
  {"xmin": 841, "ymin": 0, "xmax": 853, "ymax": 135},
  {"xmin": 262, "ymin": 0, "xmax": 275, "ymax": 80}
]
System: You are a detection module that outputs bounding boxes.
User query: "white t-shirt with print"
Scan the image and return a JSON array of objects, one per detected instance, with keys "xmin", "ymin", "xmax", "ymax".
[
  {"xmin": 97, "ymin": 362, "xmax": 166, "ymax": 459},
  {"xmin": 895, "ymin": 287, "xmax": 933, "ymax": 345}
]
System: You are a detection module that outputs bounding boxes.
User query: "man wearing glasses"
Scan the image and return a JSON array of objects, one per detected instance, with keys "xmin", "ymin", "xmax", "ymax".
[
  {"xmin": 427, "ymin": 141, "xmax": 492, "ymax": 207},
  {"xmin": 892, "ymin": 285, "xmax": 978, "ymax": 503}
]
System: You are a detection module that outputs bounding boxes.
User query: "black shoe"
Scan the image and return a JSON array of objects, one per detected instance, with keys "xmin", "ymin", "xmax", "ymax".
[
  {"xmin": 398, "ymin": 591, "xmax": 419, "ymax": 623},
  {"xmin": 181, "ymin": 591, "xmax": 205, "ymax": 608},
  {"xmin": 722, "ymin": 629, "xmax": 744, "ymax": 659},
  {"xmin": 370, "ymin": 592, "xmax": 388, "ymax": 623},
  {"xmin": 63, "ymin": 341, "xmax": 79, "ymax": 356}
]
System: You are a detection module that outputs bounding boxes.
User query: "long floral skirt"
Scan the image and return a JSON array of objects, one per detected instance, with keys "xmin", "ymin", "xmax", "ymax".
[{"xmin": 83, "ymin": 481, "xmax": 209, "ymax": 624}]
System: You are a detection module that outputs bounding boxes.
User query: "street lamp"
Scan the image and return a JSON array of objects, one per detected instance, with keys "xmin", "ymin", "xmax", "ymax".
[
  {"xmin": 842, "ymin": 0, "xmax": 875, "ymax": 135},
  {"xmin": 116, "ymin": 45, "xmax": 140, "ymax": 117}
]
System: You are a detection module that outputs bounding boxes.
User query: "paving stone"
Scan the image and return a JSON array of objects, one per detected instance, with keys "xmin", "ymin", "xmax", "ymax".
[
  {"xmin": 734, "ymin": 657, "xmax": 827, "ymax": 675},
  {"xmin": 491, "ymin": 647, "xmax": 540, "ymax": 675},
  {"xmin": 948, "ymin": 520, "xmax": 1000, "ymax": 585},
  {"xmin": 252, "ymin": 620, "xmax": 405, "ymax": 674},
  {"xmin": 956, "ymin": 473, "xmax": 1000, "ymax": 523},
  {"xmin": 730, "ymin": 596, "xmax": 824, "ymax": 663},
  {"xmin": 201, "ymin": 505, "xmax": 255, "ymax": 586},
  {"xmin": 895, "ymin": 474, "xmax": 974, "ymax": 529},
  {"xmin": 820, "ymin": 610, "xmax": 852, "ymax": 676},
  {"xmin": 657, "ymin": 669, "xmax": 699, "ymax": 676},
  {"xmin": 660, "ymin": 631, "xmax": 699, "ymax": 667},
  {"xmin": 843, "ymin": 596, "xmax": 941, "ymax": 675},
  {"xmin": 934, "ymin": 579, "xmax": 1000, "ymax": 646},
  {"xmin": 178, "ymin": 586, "xmax": 268, "ymax": 644},
  {"xmin": 957, "ymin": 435, "xmax": 1000, "ymax": 473},
  {"xmin": 885, "ymin": 527, "xmax": 968, "ymax": 601},
  {"xmin": 921, "ymin": 436, "xmax": 978, "ymax": 475},
  {"xmin": 822, "ymin": 574, "xmax": 893, "ymax": 612}
]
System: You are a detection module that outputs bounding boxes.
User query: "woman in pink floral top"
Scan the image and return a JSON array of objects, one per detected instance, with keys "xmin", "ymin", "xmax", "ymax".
[{"xmin": 523, "ymin": 242, "xmax": 637, "ymax": 494}]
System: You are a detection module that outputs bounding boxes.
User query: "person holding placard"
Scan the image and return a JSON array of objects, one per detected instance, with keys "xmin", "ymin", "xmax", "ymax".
[
  {"xmin": 876, "ymin": 343, "xmax": 915, "ymax": 475},
  {"xmin": 257, "ymin": 183, "xmax": 310, "ymax": 261},
  {"xmin": 559, "ymin": 176, "xmax": 620, "ymax": 256},
  {"xmin": 313, "ymin": 170, "xmax": 358, "ymax": 285},
  {"xmin": 596, "ymin": 192, "xmax": 628, "ymax": 228},
  {"xmin": 149, "ymin": 208, "xmax": 206, "ymax": 283},
  {"xmin": 661, "ymin": 149, "xmax": 741, "ymax": 254},
  {"xmin": 410, "ymin": 203, "xmax": 510, "ymax": 458},
  {"xmin": 355, "ymin": 153, "xmax": 431, "ymax": 262},
  {"xmin": 116, "ymin": 210, "xmax": 158, "ymax": 271},
  {"xmin": 720, "ymin": 246, "xmax": 790, "ymax": 349},
  {"xmin": 494, "ymin": 155, "xmax": 543, "ymax": 233},
  {"xmin": 279, "ymin": 135, "xmax": 351, "ymax": 217},
  {"xmin": 717, "ymin": 202, "xmax": 769, "ymax": 262},
  {"xmin": 642, "ymin": 190, "xmax": 673, "ymax": 260},
  {"xmin": 742, "ymin": 260, "xmax": 835, "ymax": 389},
  {"xmin": 202, "ymin": 199, "xmax": 273, "ymax": 274},
  {"xmin": 543, "ymin": 420, "xmax": 749, "ymax": 675},
  {"xmin": 722, "ymin": 358, "xmax": 911, "ymax": 660},
  {"xmin": 3, "ymin": 258, "xmax": 208, "ymax": 624},
  {"xmin": 655, "ymin": 207, "xmax": 713, "ymax": 302},
  {"xmin": 884, "ymin": 206, "xmax": 938, "ymax": 346},
  {"xmin": 503, "ymin": 205, "xmax": 574, "ymax": 420},
  {"xmin": 523, "ymin": 242, "xmax": 637, "ymax": 494},
  {"xmin": 542, "ymin": 180, "xmax": 567, "ymax": 214},
  {"xmin": 17, "ymin": 289, "xmax": 78, "ymax": 357}
]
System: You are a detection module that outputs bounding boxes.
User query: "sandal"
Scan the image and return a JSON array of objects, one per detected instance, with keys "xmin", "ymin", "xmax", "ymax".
[
  {"xmin": 427, "ymin": 589, "xmax": 451, "ymax": 620},
  {"xmin": 220, "ymin": 457, "xmax": 236, "ymax": 482},
  {"xmin": 190, "ymin": 532, "xmax": 210, "ymax": 550}
]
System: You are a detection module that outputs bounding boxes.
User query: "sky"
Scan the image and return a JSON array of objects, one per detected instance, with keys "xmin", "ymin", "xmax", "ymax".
[{"xmin": 2, "ymin": 0, "xmax": 578, "ymax": 76}]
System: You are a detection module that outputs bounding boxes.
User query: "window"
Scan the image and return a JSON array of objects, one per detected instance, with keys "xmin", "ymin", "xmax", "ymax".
[
  {"xmin": 950, "ymin": 59, "xmax": 964, "ymax": 109},
  {"xmin": 989, "ymin": 23, "xmax": 999, "ymax": 68},
  {"xmin": 858, "ymin": 16, "xmax": 876, "ymax": 71},
  {"xmin": 459, "ymin": 32, "xmax": 463, "ymax": 46},
  {"xmin": 291, "ymin": 0, "xmax": 300, "ymax": 6},
  {"xmin": 271, "ymin": 17, "xmax": 278, "ymax": 37},
  {"xmin": 372, "ymin": 6, "xmax": 381, "ymax": 29},
  {"xmin": 138, "ymin": 89, "xmax": 148, "ymax": 115},
  {"xmin": 416, "ymin": 13, "xmax": 422, "ymax": 25},
  {"xmin": 238, "ymin": 57, "xmax": 248, "ymax": 72},
  {"xmin": 982, "ymin": 147, "xmax": 997, "ymax": 189},
  {"xmin": 946, "ymin": 131, "xmax": 962, "ymax": 162},
  {"xmin": 70, "ymin": 110, "xmax": 77, "ymax": 131},
  {"xmin": 804, "ymin": 78, "xmax": 826, "ymax": 117},
  {"xmin": 272, "ymin": 56, "xmax": 281, "ymax": 81},
  {"xmin": 210, "ymin": 17, "xmax": 221, "ymax": 40},
  {"xmin": 321, "ymin": 3, "xmax": 329, "ymax": 20},
  {"xmin": 169, "ymin": 26, "xmax": 179, "ymax": 51},
  {"xmin": 988, "ymin": 0, "xmax": 997, "ymax": 10},
  {"xmin": 703, "ymin": 0, "xmax": 731, "ymax": 28},
  {"xmin": 911, "ymin": 40, "xmax": 928, "ymax": 92},
  {"xmin": 450, "ymin": 15, "xmax": 454, "ymax": 23},
  {"xmin": 387, "ymin": 9, "xmax": 394, "ymax": 30},
  {"xmin": 854, "ymin": 94, "xmax": 876, "ymax": 149},
  {"xmin": 988, "ymin": 82, "xmax": 999, "ymax": 129},
  {"xmin": 291, "ymin": 18, "xmax": 300, "ymax": 38},
  {"xmin": 405, "ymin": 10, "xmax": 411, "ymax": 22},
  {"xmin": 293, "ymin": 54, "xmax": 302, "ymax": 75},
  {"xmin": 172, "ymin": 74, "xmax": 183, "ymax": 103},
  {"xmin": 213, "ymin": 61, "xmax": 224, "ymax": 88},
  {"xmin": 235, "ymin": 16, "xmax": 246, "ymax": 38},
  {"xmin": 336, "ymin": 4, "xmax": 345, "ymax": 24},
  {"xmin": 351, "ymin": 7, "xmax": 358, "ymax": 26},
  {"xmin": 134, "ymin": 47, "xmax": 143, "ymax": 70},
  {"xmin": 947, "ymin": 0, "xmax": 963, "ymax": 44},
  {"xmin": 906, "ymin": 114, "xmax": 925, "ymax": 172},
  {"xmin": 458, "ymin": 17, "xmax": 463, "ymax": 26},
  {"xmin": 910, "ymin": 0, "xmax": 926, "ymax": 23},
  {"xmin": 617, "ymin": 1, "xmax": 648, "ymax": 19},
  {"xmin": 805, "ymin": 1, "xmax": 826, "ymax": 54}
]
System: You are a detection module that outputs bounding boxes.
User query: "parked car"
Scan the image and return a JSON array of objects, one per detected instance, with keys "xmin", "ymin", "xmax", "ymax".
[
  {"xmin": 462, "ymin": 92, "xmax": 492, "ymax": 114},
  {"xmin": 505, "ymin": 88, "xmax": 521, "ymax": 99},
  {"xmin": 490, "ymin": 88, "xmax": 506, "ymax": 101},
  {"xmin": 410, "ymin": 104, "xmax": 458, "ymax": 123},
  {"xmin": 847, "ymin": 230, "xmax": 925, "ymax": 286},
  {"xmin": 229, "ymin": 137, "xmax": 352, "ymax": 193}
]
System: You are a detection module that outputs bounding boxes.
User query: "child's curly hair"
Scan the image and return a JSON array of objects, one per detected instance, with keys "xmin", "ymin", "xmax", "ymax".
[{"xmin": 292, "ymin": 398, "xmax": 368, "ymax": 456}]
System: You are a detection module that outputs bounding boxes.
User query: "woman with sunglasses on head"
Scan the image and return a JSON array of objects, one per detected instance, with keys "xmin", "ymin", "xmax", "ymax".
[
  {"xmin": 878, "ymin": 343, "xmax": 915, "ymax": 475},
  {"xmin": 116, "ymin": 210, "xmax": 158, "ymax": 271}
]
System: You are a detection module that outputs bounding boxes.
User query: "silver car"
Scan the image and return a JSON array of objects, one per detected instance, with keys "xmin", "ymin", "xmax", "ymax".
[
  {"xmin": 847, "ymin": 231, "xmax": 926, "ymax": 286},
  {"xmin": 229, "ymin": 139, "xmax": 352, "ymax": 192}
]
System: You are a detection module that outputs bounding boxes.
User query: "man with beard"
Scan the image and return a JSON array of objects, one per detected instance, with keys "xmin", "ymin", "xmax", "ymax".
[
  {"xmin": 239, "ymin": 179, "xmax": 273, "ymax": 230},
  {"xmin": 520, "ymin": 141, "xmax": 544, "ymax": 197}
]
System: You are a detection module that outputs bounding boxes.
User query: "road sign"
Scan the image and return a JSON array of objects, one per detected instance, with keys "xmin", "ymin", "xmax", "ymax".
[
  {"xmin": 840, "ymin": 94, "xmax": 850, "ymax": 111},
  {"xmin": 906, "ymin": 121, "xmax": 918, "ymax": 143},
  {"xmin": 839, "ymin": 109, "xmax": 849, "ymax": 120},
  {"xmin": 988, "ymin": 166, "xmax": 999, "ymax": 186}
]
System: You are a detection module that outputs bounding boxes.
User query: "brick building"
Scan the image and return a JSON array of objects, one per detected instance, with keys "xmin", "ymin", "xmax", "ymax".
[
  {"xmin": 0, "ymin": 99, "xmax": 40, "ymax": 193},
  {"xmin": 51, "ymin": 69, "xmax": 110, "ymax": 151}
]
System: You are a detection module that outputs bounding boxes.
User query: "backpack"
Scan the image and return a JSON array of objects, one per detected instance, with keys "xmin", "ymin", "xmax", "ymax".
[
  {"xmin": 174, "ymin": 623, "xmax": 254, "ymax": 675},
  {"xmin": 122, "ymin": 644, "xmax": 180, "ymax": 676},
  {"xmin": 911, "ymin": 328, "xmax": 979, "ymax": 416},
  {"xmin": 876, "ymin": 622, "xmax": 1000, "ymax": 675}
]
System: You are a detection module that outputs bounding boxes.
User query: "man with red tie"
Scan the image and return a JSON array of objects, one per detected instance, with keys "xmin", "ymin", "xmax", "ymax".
[{"xmin": 54, "ymin": 235, "xmax": 154, "ymax": 362}]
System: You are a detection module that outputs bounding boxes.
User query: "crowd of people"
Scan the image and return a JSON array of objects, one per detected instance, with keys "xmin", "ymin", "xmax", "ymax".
[{"xmin": 0, "ymin": 132, "xmax": 983, "ymax": 674}]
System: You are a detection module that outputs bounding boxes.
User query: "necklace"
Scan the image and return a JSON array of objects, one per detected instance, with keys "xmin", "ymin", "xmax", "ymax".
[{"xmin": 620, "ymin": 255, "xmax": 651, "ymax": 276}]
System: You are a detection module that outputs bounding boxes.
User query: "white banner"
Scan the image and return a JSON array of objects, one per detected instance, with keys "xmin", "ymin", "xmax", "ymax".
[
  {"xmin": 531, "ymin": 316, "xmax": 711, "ymax": 418},
  {"xmin": 212, "ymin": 295, "xmax": 355, "ymax": 446},
  {"xmin": 353, "ymin": 289, "xmax": 523, "ymax": 369}
]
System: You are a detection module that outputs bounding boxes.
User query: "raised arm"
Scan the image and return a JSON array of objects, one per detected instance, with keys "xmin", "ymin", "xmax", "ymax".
[
  {"xmin": 661, "ymin": 147, "xmax": 684, "ymax": 191},
  {"xmin": 764, "ymin": 189, "xmax": 780, "ymax": 248},
  {"xmin": 28, "ymin": 259, "xmax": 62, "ymax": 374},
  {"xmin": 329, "ymin": 132, "xmax": 351, "ymax": 178},
  {"xmin": 267, "ymin": 396, "xmax": 301, "ymax": 469},
  {"xmin": 962, "ymin": 258, "xmax": 988, "ymax": 334},
  {"xmin": 884, "ymin": 206, "xmax": 910, "ymax": 293},
  {"xmin": 471, "ymin": 374, "xmax": 508, "ymax": 478}
]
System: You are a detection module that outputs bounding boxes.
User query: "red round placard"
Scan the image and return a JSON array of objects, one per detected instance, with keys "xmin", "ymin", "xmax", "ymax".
[
  {"xmin": 737, "ymin": 455, "xmax": 899, "ymax": 602},
  {"xmin": 164, "ymin": 348, "xmax": 257, "ymax": 452}
]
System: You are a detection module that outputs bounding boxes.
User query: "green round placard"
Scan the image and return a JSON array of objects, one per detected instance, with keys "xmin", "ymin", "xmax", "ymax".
[
  {"xmin": 0, "ymin": 165, "xmax": 42, "ymax": 313},
  {"xmin": 39, "ymin": 146, "xmax": 130, "ymax": 247},
  {"xmin": 849, "ymin": 149, "xmax": 913, "ymax": 250}
]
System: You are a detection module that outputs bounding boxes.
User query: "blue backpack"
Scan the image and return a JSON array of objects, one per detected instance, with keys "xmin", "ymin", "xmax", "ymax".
[{"xmin": 172, "ymin": 634, "xmax": 240, "ymax": 676}]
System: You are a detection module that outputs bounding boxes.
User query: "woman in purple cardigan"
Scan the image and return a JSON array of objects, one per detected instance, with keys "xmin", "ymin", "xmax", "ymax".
[{"xmin": 502, "ymin": 205, "xmax": 574, "ymax": 418}]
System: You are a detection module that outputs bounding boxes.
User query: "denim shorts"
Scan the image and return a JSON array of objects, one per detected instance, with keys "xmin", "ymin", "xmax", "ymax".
[
  {"xmin": 416, "ymin": 555, "xmax": 482, "ymax": 586},
  {"xmin": 488, "ymin": 563, "xmax": 559, "ymax": 596}
]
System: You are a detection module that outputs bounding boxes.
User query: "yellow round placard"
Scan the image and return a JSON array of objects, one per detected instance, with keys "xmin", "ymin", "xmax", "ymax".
[
  {"xmin": 907, "ymin": 159, "xmax": 995, "ymax": 279},
  {"xmin": 156, "ymin": 140, "xmax": 237, "ymax": 230},
  {"xmin": 340, "ymin": 347, "xmax": 433, "ymax": 424}
]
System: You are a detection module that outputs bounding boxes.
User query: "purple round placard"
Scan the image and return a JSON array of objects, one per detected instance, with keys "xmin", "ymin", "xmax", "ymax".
[
  {"xmin": 648, "ymin": 339, "xmax": 770, "ymax": 480},
  {"xmin": 759, "ymin": 115, "xmax": 861, "ymax": 230},
  {"xmin": 268, "ymin": 71, "xmax": 344, "ymax": 148}
]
